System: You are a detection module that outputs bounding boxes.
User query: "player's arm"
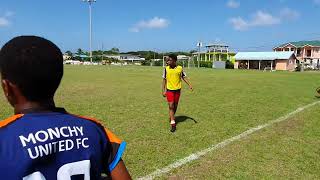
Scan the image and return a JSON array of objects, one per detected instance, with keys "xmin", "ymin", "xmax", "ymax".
[
  {"xmin": 181, "ymin": 70, "xmax": 193, "ymax": 91},
  {"xmin": 162, "ymin": 79, "xmax": 167, "ymax": 97},
  {"xmin": 102, "ymin": 128, "xmax": 131, "ymax": 179},
  {"xmin": 162, "ymin": 68, "xmax": 167, "ymax": 97},
  {"xmin": 110, "ymin": 160, "xmax": 132, "ymax": 180}
]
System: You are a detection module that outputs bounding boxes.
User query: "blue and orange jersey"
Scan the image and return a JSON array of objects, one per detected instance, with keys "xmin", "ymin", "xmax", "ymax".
[{"xmin": 0, "ymin": 108, "xmax": 126, "ymax": 180}]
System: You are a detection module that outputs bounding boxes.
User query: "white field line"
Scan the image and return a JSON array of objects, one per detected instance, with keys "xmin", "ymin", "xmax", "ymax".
[{"xmin": 138, "ymin": 101, "xmax": 320, "ymax": 180}]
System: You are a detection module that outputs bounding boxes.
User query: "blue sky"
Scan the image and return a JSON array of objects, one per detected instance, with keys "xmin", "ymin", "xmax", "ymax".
[{"xmin": 1, "ymin": 0, "xmax": 320, "ymax": 53}]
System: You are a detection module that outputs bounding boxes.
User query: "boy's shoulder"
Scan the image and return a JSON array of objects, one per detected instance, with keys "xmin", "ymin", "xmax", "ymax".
[
  {"xmin": 0, "ymin": 114, "xmax": 24, "ymax": 129},
  {"xmin": 176, "ymin": 65, "xmax": 183, "ymax": 71},
  {"xmin": 0, "ymin": 111, "xmax": 105, "ymax": 131}
]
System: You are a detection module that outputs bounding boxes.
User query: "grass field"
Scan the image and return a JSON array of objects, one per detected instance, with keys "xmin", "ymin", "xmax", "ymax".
[{"xmin": 1, "ymin": 66, "xmax": 320, "ymax": 179}]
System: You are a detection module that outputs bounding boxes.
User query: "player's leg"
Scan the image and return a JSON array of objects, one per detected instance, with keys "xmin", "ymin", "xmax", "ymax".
[
  {"xmin": 173, "ymin": 103, "xmax": 179, "ymax": 115},
  {"xmin": 173, "ymin": 102, "xmax": 178, "ymax": 115},
  {"xmin": 173, "ymin": 91, "xmax": 181, "ymax": 115},
  {"xmin": 166, "ymin": 91, "xmax": 176, "ymax": 132},
  {"xmin": 168, "ymin": 102, "xmax": 176, "ymax": 132},
  {"xmin": 170, "ymin": 91, "xmax": 181, "ymax": 132},
  {"xmin": 168, "ymin": 102, "xmax": 175, "ymax": 122}
]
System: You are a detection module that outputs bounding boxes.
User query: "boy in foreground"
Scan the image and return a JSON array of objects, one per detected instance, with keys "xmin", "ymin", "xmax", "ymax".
[
  {"xmin": 0, "ymin": 36, "xmax": 131, "ymax": 179},
  {"xmin": 162, "ymin": 54, "xmax": 193, "ymax": 132}
]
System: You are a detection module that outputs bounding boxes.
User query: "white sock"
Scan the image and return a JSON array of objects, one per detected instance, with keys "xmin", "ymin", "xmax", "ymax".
[{"xmin": 170, "ymin": 120, "xmax": 176, "ymax": 125}]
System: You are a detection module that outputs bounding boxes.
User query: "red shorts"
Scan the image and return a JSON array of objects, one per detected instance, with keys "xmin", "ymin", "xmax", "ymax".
[{"xmin": 166, "ymin": 90, "xmax": 181, "ymax": 103}]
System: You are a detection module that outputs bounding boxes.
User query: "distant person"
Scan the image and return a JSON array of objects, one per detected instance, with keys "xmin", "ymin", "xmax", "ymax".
[
  {"xmin": 162, "ymin": 54, "xmax": 193, "ymax": 132},
  {"xmin": 0, "ymin": 36, "xmax": 131, "ymax": 180}
]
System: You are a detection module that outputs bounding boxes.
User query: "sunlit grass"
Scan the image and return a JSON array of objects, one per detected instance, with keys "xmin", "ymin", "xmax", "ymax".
[{"xmin": 1, "ymin": 66, "xmax": 319, "ymax": 178}]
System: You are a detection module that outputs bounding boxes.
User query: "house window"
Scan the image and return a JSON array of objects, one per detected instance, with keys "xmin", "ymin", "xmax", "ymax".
[
  {"xmin": 297, "ymin": 48, "xmax": 301, "ymax": 56},
  {"xmin": 307, "ymin": 50, "xmax": 312, "ymax": 57}
]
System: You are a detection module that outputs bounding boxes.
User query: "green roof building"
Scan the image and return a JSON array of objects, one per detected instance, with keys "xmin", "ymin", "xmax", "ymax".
[{"xmin": 273, "ymin": 40, "xmax": 320, "ymax": 69}]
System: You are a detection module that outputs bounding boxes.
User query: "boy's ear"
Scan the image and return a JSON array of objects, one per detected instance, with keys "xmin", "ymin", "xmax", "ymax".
[
  {"xmin": 1, "ymin": 79, "xmax": 17, "ymax": 106},
  {"xmin": 1, "ymin": 79, "xmax": 10, "ymax": 97}
]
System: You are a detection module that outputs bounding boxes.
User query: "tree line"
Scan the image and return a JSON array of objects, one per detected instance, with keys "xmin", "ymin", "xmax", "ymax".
[{"xmin": 64, "ymin": 47, "xmax": 195, "ymax": 63}]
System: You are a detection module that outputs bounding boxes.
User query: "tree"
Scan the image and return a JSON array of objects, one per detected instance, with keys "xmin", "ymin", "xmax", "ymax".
[
  {"xmin": 65, "ymin": 51, "xmax": 73, "ymax": 56},
  {"xmin": 111, "ymin": 47, "xmax": 120, "ymax": 54},
  {"xmin": 92, "ymin": 50, "xmax": 103, "ymax": 56},
  {"xmin": 76, "ymin": 48, "xmax": 84, "ymax": 56},
  {"xmin": 189, "ymin": 50, "xmax": 197, "ymax": 54}
]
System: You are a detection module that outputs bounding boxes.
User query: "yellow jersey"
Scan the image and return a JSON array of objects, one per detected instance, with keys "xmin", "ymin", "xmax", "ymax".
[{"xmin": 162, "ymin": 65, "xmax": 186, "ymax": 90}]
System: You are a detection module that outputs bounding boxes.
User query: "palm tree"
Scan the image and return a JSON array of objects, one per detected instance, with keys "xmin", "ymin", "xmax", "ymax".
[{"xmin": 76, "ymin": 48, "xmax": 84, "ymax": 56}]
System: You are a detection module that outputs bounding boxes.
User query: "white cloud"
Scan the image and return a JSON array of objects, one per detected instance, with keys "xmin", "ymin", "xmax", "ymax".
[
  {"xmin": 229, "ymin": 8, "xmax": 300, "ymax": 31},
  {"xmin": 230, "ymin": 11, "xmax": 280, "ymax": 31},
  {"xmin": 129, "ymin": 17, "xmax": 169, "ymax": 32},
  {"xmin": 251, "ymin": 11, "xmax": 281, "ymax": 26},
  {"xmin": 0, "ymin": 11, "xmax": 14, "ymax": 28},
  {"xmin": 226, "ymin": 0, "xmax": 240, "ymax": 9},
  {"xmin": 229, "ymin": 17, "xmax": 249, "ymax": 30},
  {"xmin": 0, "ymin": 17, "xmax": 10, "ymax": 27},
  {"xmin": 280, "ymin": 7, "xmax": 300, "ymax": 20}
]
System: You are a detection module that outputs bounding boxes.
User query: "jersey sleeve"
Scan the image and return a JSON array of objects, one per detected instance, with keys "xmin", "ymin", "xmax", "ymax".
[
  {"xmin": 181, "ymin": 69, "xmax": 187, "ymax": 77},
  {"xmin": 162, "ymin": 68, "xmax": 166, "ymax": 79},
  {"xmin": 69, "ymin": 114, "xmax": 127, "ymax": 173},
  {"xmin": 103, "ymin": 128, "xmax": 126, "ymax": 172}
]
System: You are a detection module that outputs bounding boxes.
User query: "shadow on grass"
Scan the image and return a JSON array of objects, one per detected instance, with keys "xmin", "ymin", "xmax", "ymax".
[
  {"xmin": 315, "ymin": 87, "xmax": 320, "ymax": 98},
  {"xmin": 175, "ymin": 115, "xmax": 197, "ymax": 125}
]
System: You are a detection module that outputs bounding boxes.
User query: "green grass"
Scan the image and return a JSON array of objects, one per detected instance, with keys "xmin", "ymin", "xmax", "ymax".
[
  {"xmin": 164, "ymin": 105, "xmax": 320, "ymax": 179},
  {"xmin": 1, "ymin": 66, "xmax": 320, "ymax": 179}
]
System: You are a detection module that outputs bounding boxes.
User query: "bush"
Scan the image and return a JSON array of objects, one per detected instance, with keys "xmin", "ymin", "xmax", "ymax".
[
  {"xmin": 177, "ymin": 60, "xmax": 188, "ymax": 67},
  {"xmin": 141, "ymin": 60, "xmax": 151, "ymax": 66},
  {"xmin": 226, "ymin": 60, "xmax": 234, "ymax": 69},
  {"xmin": 193, "ymin": 60, "xmax": 212, "ymax": 68},
  {"xmin": 141, "ymin": 60, "xmax": 164, "ymax": 66},
  {"xmin": 151, "ymin": 60, "xmax": 163, "ymax": 66},
  {"xmin": 200, "ymin": 61, "xmax": 213, "ymax": 68},
  {"xmin": 295, "ymin": 64, "xmax": 301, "ymax": 71}
]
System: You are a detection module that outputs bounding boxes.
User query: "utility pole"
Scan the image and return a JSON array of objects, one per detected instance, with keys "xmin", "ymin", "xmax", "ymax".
[
  {"xmin": 101, "ymin": 43, "xmax": 104, "ymax": 62},
  {"xmin": 82, "ymin": 0, "xmax": 96, "ymax": 63},
  {"xmin": 197, "ymin": 41, "xmax": 202, "ymax": 68},
  {"xmin": 154, "ymin": 49, "xmax": 156, "ymax": 63}
]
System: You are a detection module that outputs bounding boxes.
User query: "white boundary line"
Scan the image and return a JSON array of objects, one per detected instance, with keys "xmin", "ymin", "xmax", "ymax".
[{"xmin": 138, "ymin": 101, "xmax": 320, "ymax": 180}]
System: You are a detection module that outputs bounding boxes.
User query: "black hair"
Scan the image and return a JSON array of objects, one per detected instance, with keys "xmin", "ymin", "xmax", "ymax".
[
  {"xmin": 0, "ymin": 36, "xmax": 63, "ymax": 101},
  {"xmin": 168, "ymin": 54, "xmax": 177, "ymax": 61}
]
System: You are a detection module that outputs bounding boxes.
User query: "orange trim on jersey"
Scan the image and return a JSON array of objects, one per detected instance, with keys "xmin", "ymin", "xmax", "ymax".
[
  {"xmin": 104, "ymin": 128, "xmax": 122, "ymax": 144},
  {"xmin": 75, "ymin": 115, "xmax": 102, "ymax": 125},
  {"xmin": 0, "ymin": 114, "xmax": 24, "ymax": 128},
  {"xmin": 72, "ymin": 114, "xmax": 122, "ymax": 144}
]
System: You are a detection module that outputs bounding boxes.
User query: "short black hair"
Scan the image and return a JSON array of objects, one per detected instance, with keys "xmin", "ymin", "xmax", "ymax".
[
  {"xmin": 168, "ymin": 54, "xmax": 177, "ymax": 61},
  {"xmin": 0, "ymin": 36, "xmax": 63, "ymax": 101}
]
